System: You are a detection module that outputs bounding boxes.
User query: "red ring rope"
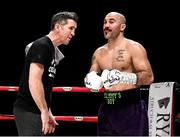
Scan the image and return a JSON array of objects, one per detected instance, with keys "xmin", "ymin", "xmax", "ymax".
[
  {"xmin": 0, "ymin": 114, "xmax": 97, "ymax": 122},
  {"xmin": 0, "ymin": 86, "xmax": 105, "ymax": 93}
]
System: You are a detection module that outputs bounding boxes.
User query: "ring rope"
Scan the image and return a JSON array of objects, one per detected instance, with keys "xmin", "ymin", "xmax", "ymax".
[
  {"xmin": 0, "ymin": 86, "xmax": 149, "ymax": 92},
  {"xmin": 0, "ymin": 86, "xmax": 105, "ymax": 92},
  {"xmin": 0, "ymin": 114, "xmax": 98, "ymax": 122},
  {"xmin": 0, "ymin": 113, "xmax": 180, "ymax": 122},
  {"xmin": 0, "ymin": 86, "xmax": 19, "ymax": 92}
]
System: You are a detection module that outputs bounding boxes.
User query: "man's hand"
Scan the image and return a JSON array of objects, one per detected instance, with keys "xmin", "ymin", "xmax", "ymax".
[{"xmin": 41, "ymin": 110, "xmax": 58, "ymax": 135}]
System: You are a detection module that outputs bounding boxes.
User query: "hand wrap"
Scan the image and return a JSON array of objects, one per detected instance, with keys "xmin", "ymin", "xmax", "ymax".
[{"xmin": 101, "ymin": 69, "xmax": 137, "ymax": 89}]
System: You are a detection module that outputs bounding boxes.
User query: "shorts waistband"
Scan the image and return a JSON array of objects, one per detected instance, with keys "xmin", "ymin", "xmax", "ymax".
[{"xmin": 103, "ymin": 88, "xmax": 142, "ymax": 106}]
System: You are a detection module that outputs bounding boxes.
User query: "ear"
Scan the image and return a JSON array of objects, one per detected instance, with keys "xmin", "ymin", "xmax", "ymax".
[
  {"xmin": 121, "ymin": 24, "xmax": 126, "ymax": 31},
  {"xmin": 55, "ymin": 23, "xmax": 62, "ymax": 30}
]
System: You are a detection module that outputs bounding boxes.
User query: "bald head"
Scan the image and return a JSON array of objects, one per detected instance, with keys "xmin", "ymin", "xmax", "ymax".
[{"xmin": 105, "ymin": 12, "xmax": 126, "ymax": 24}]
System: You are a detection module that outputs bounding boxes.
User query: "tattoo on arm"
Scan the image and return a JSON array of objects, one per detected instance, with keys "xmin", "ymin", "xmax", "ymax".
[{"xmin": 115, "ymin": 49, "xmax": 125, "ymax": 62}]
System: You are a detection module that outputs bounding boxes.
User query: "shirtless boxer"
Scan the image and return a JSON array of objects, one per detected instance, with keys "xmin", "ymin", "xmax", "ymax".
[{"xmin": 84, "ymin": 12, "xmax": 154, "ymax": 136}]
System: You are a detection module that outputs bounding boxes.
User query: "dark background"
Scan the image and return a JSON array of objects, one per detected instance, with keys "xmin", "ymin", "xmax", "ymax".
[{"xmin": 0, "ymin": 0, "xmax": 179, "ymax": 136}]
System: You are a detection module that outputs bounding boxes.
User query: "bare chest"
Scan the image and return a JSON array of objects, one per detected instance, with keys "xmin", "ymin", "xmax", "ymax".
[{"xmin": 98, "ymin": 49, "xmax": 132, "ymax": 71}]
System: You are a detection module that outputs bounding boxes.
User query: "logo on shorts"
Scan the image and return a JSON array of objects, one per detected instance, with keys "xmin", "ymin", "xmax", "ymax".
[{"xmin": 104, "ymin": 92, "xmax": 121, "ymax": 104}]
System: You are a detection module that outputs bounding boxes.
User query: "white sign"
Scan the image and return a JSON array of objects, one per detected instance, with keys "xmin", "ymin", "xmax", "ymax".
[{"xmin": 148, "ymin": 82, "xmax": 175, "ymax": 136}]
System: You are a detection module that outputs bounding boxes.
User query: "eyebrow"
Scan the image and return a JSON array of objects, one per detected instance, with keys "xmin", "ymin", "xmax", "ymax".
[
  {"xmin": 109, "ymin": 18, "xmax": 116, "ymax": 21},
  {"xmin": 104, "ymin": 18, "xmax": 116, "ymax": 22}
]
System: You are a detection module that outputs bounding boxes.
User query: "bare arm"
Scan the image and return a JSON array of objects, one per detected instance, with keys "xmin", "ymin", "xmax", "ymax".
[
  {"xmin": 132, "ymin": 44, "xmax": 154, "ymax": 85},
  {"xmin": 89, "ymin": 51, "xmax": 101, "ymax": 74},
  {"xmin": 29, "ymin": 63, "xmax": 48, "ymax": 113},
  {"xmin": 29, "ymin": 63, "xmax": 57, "ymax": 134}
]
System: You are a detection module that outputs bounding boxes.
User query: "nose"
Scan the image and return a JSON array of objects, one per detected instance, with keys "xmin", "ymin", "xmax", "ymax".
[
  {"xmin": 104, "ymin": 22, "xmax": 110, "ymax": 29},
  {"xmin": 71, "ymin": 30, "xmax": 75, "ymax": 36}
]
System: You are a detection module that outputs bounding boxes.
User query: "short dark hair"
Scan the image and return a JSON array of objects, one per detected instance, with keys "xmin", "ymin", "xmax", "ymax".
[{"xmin": 50, "ymin": 11, "xmax": 78, "ymax": 30}]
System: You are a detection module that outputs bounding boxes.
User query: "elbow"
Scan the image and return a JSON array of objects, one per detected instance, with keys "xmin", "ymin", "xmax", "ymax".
[
  {"xmin": 147, "ymin": 74, "xmax": 154, "ymax": 85},
  {"xmin": 149, "ymin": 77, "xmax": 154, "ymax": 85}
]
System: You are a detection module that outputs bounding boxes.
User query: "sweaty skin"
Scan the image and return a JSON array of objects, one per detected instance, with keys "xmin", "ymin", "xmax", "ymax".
[{"xmin": 90, "ymin": 12, "xmax": 154, "ymax": 92}]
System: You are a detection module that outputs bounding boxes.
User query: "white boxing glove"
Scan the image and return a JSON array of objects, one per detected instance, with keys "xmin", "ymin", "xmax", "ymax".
[
  {"xmin": 101, "ymin": 69, "xmax": 112, "ymax": 89},
  {"xmin": 101, "ymin": 69, "xmax": 137, "ymax": 89},
  {"xmin": 84, "ymin": 71, "xmax": 103, "ymax": 91}
]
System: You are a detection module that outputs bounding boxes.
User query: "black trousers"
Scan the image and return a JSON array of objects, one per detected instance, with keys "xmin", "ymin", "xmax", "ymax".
[{"xmin": 13, "ymin": 107, "xmax": 44, "ymax": 136}]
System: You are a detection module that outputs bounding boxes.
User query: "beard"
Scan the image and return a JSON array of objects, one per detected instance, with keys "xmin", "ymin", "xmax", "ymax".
[{"xmin": 104, "ymin": 30, "xmax": 120, "ymax": 40}]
